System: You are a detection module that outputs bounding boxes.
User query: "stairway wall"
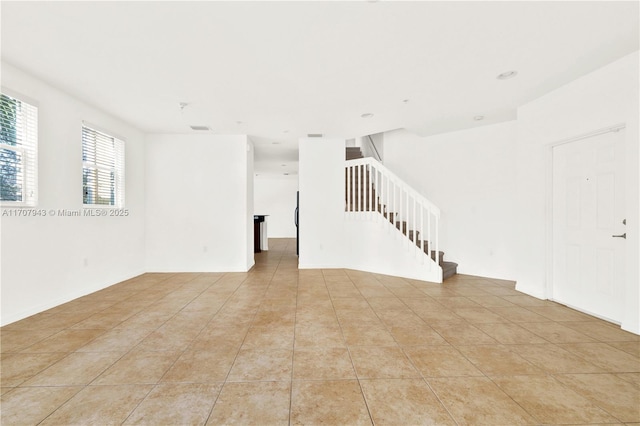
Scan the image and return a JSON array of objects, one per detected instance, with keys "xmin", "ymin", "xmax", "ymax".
[
  {"xmin": 344, "ymin": 220, "xmax": 442, "ymax": 281},
  {"xmin": 299, "ymin": 137, "xmax": 441, "ymax": 281},
  {"xmin": 383, "ymin": 122, "xmax": 517, "ymax": 280}
]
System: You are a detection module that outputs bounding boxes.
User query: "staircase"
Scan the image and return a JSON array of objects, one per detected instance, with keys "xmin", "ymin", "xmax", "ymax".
[
  {"xmin": 346, "ymin": 146, "xmax": 364, "ymax": 160},
  {"xmin": 345, "ymin": 147, "xmax": 458, "ymax": 281}
]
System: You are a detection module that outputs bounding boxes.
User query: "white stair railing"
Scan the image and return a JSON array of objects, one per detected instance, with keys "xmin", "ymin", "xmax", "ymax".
[{"xmin": 345, "ymin": 157, "xmax": 441, "ymax": 270}]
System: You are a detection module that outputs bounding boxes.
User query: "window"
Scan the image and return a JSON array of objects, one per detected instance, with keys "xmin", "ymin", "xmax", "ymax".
[
  {"xmin": 82, "ymin": 124, "xmax": 124, "ymax": 207},
  {"xmin": 0, "ymin": 92, "xmax": 38, "ymax": 205}
]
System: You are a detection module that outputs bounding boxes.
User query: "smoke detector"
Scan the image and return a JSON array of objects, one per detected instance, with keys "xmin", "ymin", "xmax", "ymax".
[{"xmin": 497, "ymin": 70, "xmax": 518, "ymax": 80}]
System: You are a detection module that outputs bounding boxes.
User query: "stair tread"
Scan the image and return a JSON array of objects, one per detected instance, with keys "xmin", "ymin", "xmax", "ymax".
[
  {"xmin": 346, "ymin": 147, "xmax": 364, "ymax": 158},
  {"xmin": 442, "ymin": 261, "xmax": 458, "ymax": 280}
]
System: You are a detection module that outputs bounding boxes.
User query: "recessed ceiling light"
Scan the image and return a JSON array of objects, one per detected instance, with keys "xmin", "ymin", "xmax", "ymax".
[
  {"xmin": 283, "ymin": 130, "xmax": 289, "ymax": 133},
  {"xmin": 474, "ymin": 115, "xmax": 485, "ymax": 121},
  {"xmin": 497, "ymin": 70, "xmax": 518, "ymax": 80},
  {"xmin": 284, "ymin": 173, "xmax": 289, "ymax": 175},
  {"xmin": 402, "ymin": 99, "xmax": 409, "ymax": 103},
  {"xmin": 281, "ymin": 164, "xmax": 286, "ymax": 167},
  {"xmin": 190, "ymin": 125, "xmax": 210, "ymax": 131},
  {"xmin": 272, "ymin": 141, "xmax": 280, "ymax": 145},
  {"xmin": 361, "ymin": 113, "xmax": 374, "ymax": 118},
  {"xmin": 236, "ymin": 121, "xmax": 243, "ymax": 125}
]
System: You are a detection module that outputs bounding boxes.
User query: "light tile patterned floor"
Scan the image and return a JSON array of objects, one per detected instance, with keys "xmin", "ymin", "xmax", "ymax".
[{"xmin": 1, "ymin": 238, "xmax": 639, "ymax": 425}]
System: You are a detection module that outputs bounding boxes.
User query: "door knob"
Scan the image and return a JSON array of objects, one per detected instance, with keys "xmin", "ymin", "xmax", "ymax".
[{"xmin": 612, "ymin": 233, "xmax": 626, "ymax": 239}]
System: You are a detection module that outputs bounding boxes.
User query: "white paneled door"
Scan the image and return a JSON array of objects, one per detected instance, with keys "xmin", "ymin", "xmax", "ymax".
[{"xmin": 552, "ymin": 128, "xmax": 626, "ymax": 323}]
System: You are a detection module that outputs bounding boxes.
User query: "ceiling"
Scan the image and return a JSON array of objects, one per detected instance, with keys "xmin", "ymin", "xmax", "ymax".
[{"xmin": 1, "ymin": 1, "xmax": 638, "ymax": 175}]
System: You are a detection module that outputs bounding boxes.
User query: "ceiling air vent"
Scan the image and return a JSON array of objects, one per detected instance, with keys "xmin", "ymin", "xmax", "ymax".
[
  {"xmin": 307, "ymin": 133, "xmax": 323, "ymax": 138},
  {"xmin": 190, "ymin": 125, "xmax": 210, "ymax": 131}
]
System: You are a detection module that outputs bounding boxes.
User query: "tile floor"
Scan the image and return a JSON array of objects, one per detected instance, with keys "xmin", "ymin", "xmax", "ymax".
[{"xmin": 1, "ymin": 238, "xmax": 639, "ymax": 425}]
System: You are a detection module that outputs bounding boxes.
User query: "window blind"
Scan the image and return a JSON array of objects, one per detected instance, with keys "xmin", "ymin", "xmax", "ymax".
[
  {"xmin": 82, "ymin": 125, "xmax": 124, "ymax": 207},
  {"xmin": 0, "ymin": 93, "xmax": 38, "ymax": 205}
]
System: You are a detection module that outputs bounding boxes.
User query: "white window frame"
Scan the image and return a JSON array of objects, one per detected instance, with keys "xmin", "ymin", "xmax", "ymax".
[
  {"xmin": 0, "ymin": 89, "xmax": 38, "ymax": 207},
  {"xmin": 82, "ymin": 123, "xmax": 125, "ymax": 208}
]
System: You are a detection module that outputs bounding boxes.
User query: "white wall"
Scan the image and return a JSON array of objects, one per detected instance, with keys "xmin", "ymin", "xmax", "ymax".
[
  {"xmin": 254, "ymin": 174, "xmax": 298, "ymax": 238},
  {"xmin": 298, "ymin": 137, "xmax": 346, "ymax": 268},
  {"xmin": 145, "ymin": 134, "xmax": 254, "ymax": 272},
  {"xmin": 0, "ymin": 62, "xmax": 146, "ymax": 325},
  {"xmin": 384, "ymin": 122, "xmax": 518, "ymax": 280},
  {"xmin": 516, "ymin": 50, "xmax": 639, "ymax": 334}
]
